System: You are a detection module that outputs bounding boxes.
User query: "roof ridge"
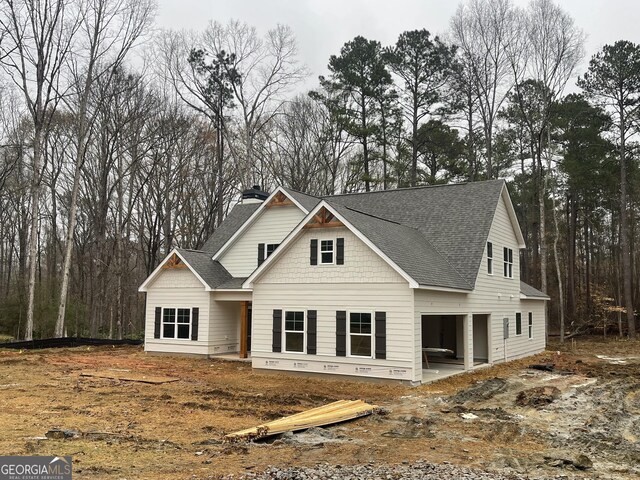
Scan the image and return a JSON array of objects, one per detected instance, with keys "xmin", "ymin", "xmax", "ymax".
[
  {"xmin": 177, "ymin": 248, "xmax": 210, "ymax": 254},
  {"xmin": 281, "ymin": 186, "xmax": 320, "ymax": 198},
  {"xmin": 325, "ymin": 178, "xmax": 505, "ymax": 198}
]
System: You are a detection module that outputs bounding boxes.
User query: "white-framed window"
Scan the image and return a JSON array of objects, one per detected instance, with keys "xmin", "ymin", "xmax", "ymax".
[
  {"xmin": 528, "ymin": 312, "xmax": 533, "ymax": 339},
  {"xmin": 515, "ymin": 312, "xmax": 522, "ymax": 336},
  {"xmin": 265, "ymin": 243, "xmax": 279, "ymax": 258},
  {"xmin": 162, "ymin": 307, "xmax": 191, "ymax": 339},
  {"xmin": 487, "ymin": 242, "xmax": 493, "ymax": 275},
  {"xmin": 503, "ymin": 247, "xmax": 513, "ymax": 278},
  {"xmin": 348, "ymin": 312, "xmax": 373, "ymax": 358},
  {"xmin": 320, "ymin": 239, "xmax": 334, "ymax": 264},
  {"xmin": 284, "ymin": 310, "xmax": 305, "ymax": 353}
]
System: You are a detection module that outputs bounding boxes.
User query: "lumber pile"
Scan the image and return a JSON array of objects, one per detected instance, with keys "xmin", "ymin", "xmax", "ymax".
[
  {"xmin": 224, "ymin": 399, "xmax": 378, "ymax": 442},
  {"xmin": 79, "ymin": 370, "xmax": 179, "ymax": 384}
]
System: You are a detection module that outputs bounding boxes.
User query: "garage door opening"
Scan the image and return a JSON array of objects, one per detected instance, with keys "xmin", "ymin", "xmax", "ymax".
[{"xmin": 421, "ymin": 314, "xmax": 489, "ymax": 372}]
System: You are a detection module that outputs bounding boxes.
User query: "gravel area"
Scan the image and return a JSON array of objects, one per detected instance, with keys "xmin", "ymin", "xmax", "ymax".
[{"xmin": 229, "ymin": 461, "xmax": 563, "ymax": 479}]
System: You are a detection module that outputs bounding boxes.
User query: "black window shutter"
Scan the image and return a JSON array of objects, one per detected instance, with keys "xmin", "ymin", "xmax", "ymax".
[
  {"xmin": 310, "ymin": 239, "xmax": 318, "ymax": 265},
  {"xmin": 258, "ymin": 243, "xmax": 265, "ymax": 266},
  {"xmin": 336, "ymin": 310, "xmax": 346, "ymax": 356},
  {"xmin": 191, "ymin": 307, "xmax": 199, "ymax": 341},
  {"xmin": 154, "ymin": 307, "xmax": 161, "ymax": 339},
  {"xmin": 272, "ymin": 309, "xmax": 282, "ymax": 352},
  {"xmin": 307, "ymin": 310, "xmax": 317, "ymax": 355},
  {"xmin": 375, "ymin": 311, "xmax": 386, "ymax": 359},
  {"xmin": 336, "ymin": 237, "xmax": 344, "ymax": 265}
]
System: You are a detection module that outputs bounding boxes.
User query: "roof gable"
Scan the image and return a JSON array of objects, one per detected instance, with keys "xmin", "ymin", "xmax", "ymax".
[
  {"xmin": 324, "ymin": 179, "xmax": 510, "ymax": 288},
  {"xmin": 244, "ymin": 200, "xmax": 472, "ymax": 291},
  {"xmin": 211, "ymin": 187, "xmax": 311, "ymax": 261}
]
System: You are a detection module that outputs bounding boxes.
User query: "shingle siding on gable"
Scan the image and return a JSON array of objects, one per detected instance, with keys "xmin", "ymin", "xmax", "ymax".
[
  {"xmin": 219, "ymin": 205, "xmax": 305, "ymax": 277},
  {"xmin": 258, "ymin": 227, "xmax": 406, "ymax": 285}
]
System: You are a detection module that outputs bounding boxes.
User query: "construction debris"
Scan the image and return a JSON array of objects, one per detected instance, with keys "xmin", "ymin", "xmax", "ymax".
[
  {"xmin": 79, "ymin": 370, "xmax": 179, "ymax": 384},
  {"xmin": 224, "ymin": 399, "xmax": 378, "ymax": 442},
  {"xmin": 528, "ymin": 363, "xmax": 555, "ymax": 372}
]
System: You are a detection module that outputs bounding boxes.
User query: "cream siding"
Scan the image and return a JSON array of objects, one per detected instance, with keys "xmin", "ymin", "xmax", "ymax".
[
  {"xmin": 208, "ymin": 297, "xmax": 241, "ymax": 355},
  {"xmin": 219, "ymin": 205, "xmax": 305, "ymax": 277},
  {"xmin": 252, "ymin": 228, "xmax": 417, "ymax": 382},
  {"xmin": 144, "ymin": 269, "xmax": 210, "ymax": 355},
  {"xmin": 413, "ymin": 188, "xmax": 545, "ymax": 375}
]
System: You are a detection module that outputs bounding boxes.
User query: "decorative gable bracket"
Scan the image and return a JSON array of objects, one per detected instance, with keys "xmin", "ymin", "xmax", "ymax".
[
  {"xmin": 161, "ymin": 253, "xmax": 187, "ymax": 270},
  {"xmin": 303, "ymin": 206, "xmax": 344, "ymax": 229}
]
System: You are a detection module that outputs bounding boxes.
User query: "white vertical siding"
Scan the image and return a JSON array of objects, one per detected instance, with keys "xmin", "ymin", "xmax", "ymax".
[
  {"xmin": 144, "ymin": 269, "xmax": 210, "ymax": 355},
  {"xmin": 219, "ymin": 205, "xmax": 305, "ymax": 277},
  {"xmin": 252, "ymin": 228, "xmax": 417, "ymax": 382}
]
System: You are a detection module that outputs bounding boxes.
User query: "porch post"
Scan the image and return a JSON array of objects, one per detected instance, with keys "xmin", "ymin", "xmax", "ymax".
[
  {"xmin": 463, "ymin": 313, "xmax": 474, "ymax": 370},
  {"xmin": 240, "ymin": 301, "xmax": 248, "ymax": 358}
]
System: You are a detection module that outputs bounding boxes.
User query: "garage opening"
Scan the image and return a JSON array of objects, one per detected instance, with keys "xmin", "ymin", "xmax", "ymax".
[
  {"xmin": 421, "ymin": 314, "xmax": 462, "ymax": 368},
  {"xmin": 421, "ymin": 314, "xmax": 490, "ymax": 371}
]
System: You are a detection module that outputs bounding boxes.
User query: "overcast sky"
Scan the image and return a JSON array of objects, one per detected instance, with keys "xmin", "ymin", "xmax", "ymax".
[{"xmin": 156, "ymin": 0, "xmax": 640, "ymax": 92}]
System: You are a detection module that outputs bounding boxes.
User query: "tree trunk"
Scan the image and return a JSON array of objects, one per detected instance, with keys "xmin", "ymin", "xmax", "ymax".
[
  {"xmin": 619, "ymin": 109, "xmax": 636, "ymax": 338},
  {"xmin": 25, "ymin": 128, "xmax": 43, "ymax": 340}
]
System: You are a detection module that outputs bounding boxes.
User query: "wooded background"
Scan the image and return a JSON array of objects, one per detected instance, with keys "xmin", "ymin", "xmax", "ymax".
[{"xmin": 0, "ymin": 0, "xmax": 637, "ymax": 341}]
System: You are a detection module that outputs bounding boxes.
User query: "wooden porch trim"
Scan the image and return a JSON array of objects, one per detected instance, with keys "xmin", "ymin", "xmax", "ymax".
[{"xmin": 240, "ymin": 301, "xmax": 249, "ymax": 358}]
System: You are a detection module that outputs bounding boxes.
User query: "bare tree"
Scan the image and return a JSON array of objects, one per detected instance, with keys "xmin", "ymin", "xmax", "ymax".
[
  {"xmin": 450, "ymin": 0, "xmax": 515, "ymax": 178},
  {"xmin": 204, "ymin": 20, "xmax": 308, "ymax": 188},
  {"xmin": 0, "ymin": 0, "xmax": 79, "ymax": 339},
  {"xmin": 54, "ymin": 0, "xmax": 155, "ymax": 338}
]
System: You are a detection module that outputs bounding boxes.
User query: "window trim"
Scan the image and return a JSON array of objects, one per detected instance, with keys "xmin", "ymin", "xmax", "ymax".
[
  {"xmin": 503, "ymin": 247, "xmax": 513, "ymax": 278},
  {"xmin": 160, "ymin": 307, "xmax": 192, "ymax": 340},
  {"xmin": 515, "ymin": 311, "xmax": 522, "ymax": 336},
  {"xmin": 282, "ymin": 309, "xmax": 306, "ymax": 354},
  {"xmin": 264, "ymin": 243, "xmax": 279, "ymax": 259},
  {"xmin": 528, "ymin": 312, "xmax": 533, "ymax": 339},
  {"xmin": 319, "ymin": 239, "xmax": 335, "ymax": 265},
  {"xmin": 487, "ymin": 241, "xmax": 493, "ymax": 275},
  {"xmin": 347, "ymin": 310, "xmax": 374, "ymax": 359}
]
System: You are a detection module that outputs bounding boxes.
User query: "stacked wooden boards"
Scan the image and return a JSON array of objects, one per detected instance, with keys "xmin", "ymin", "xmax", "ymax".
[{"xmin": 224, "ymin": 399, "xmax": 378, "ymax": 442}]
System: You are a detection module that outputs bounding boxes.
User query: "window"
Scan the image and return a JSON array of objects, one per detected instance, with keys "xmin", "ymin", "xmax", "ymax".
[
  {"xmin": 528, "ymin": 312, "xmax": 533, "ymax": 339},
  {"xmin": 162, "ymin": 308, "xmax": 191, "ymax": 339},
  {"xmin": 320, "ymin": 240, "xmax": 334, "ymax": 264},
  {"xmin": 284, "ymin": 311, "xmax": 305, "ymax": 353},
  {"xmin": 515, "ymin": 312, "xmax": 522, "ymax": 336},
  {"xmin": 487, "ymin": 242, "xmax": 493, "ymax": 274},
  {"xmin": 503, "ymin": 247, "xmax": 513, "ymax": 278},
  {"xmin": 349, "ymin": 312, "xmax": 373, "ymax": 357},
  {"xmin": 265, "ymin": 243, "xmax": 279, "ymax": 258}
]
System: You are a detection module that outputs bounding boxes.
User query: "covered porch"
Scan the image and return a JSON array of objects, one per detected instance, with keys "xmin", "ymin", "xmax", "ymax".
[{"xmin": 209, "ymin": 289, "xmax": 253, "ymax": 359}]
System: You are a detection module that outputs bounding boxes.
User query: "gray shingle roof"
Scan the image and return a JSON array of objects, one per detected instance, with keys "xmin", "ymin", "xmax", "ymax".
[
  {"xmin": 330, "ymin": 203, "xmax": 472, "ymax": 290},
  {"xmin": 193, "ymin": 179, "xmax": 511, "ymax": 291},
  {"xmin": 280, "ymin": 187, "xmax": 321, "ymax": 212},
  {"xmin": 201, "ymin": 203, "xmax": 260, "ymax": 254},
  {"xmin": 520, "ymin": 281, "xmax": 549, "ymax": 299},
  {"xmin": 324, "ymin": 179, "xmax": 506, "ymax": 288},
  {"xmin": 176, "ymin": 248, "xmax": 231, "ymax": 289}
]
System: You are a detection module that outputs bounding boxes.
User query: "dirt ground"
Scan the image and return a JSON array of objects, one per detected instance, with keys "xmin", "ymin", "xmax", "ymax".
[{"xmin": 0, "ymin": 336, "xmax": 638, "ymax": 479}]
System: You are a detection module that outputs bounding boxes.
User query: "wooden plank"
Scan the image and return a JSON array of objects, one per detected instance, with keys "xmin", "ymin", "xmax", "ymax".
[
  {"xmin": 80, "ymin": 370, "xmax": 179, "ymax": 384},
  {"xmin": 224, "ymin": 399, "xmax": 378, "ymax": 442},
  {"xmin": 240, "ymin": 301, "xmax": 248, "ymax": 359}
]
